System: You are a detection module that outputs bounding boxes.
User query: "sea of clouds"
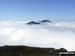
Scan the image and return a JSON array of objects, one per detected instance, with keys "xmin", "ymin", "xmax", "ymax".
[{"xmin": 0, "ymin": 21, "xmax": 75, "ymax": 51}]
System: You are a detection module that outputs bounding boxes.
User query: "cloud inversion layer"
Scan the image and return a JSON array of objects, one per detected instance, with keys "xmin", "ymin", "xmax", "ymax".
[{"xmin": 0, "ymin": 21, "xmax": 75, "ymax": 51}]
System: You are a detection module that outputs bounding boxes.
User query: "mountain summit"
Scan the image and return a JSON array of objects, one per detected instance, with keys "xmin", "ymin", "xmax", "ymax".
[
  {"xmin": 27, "ymin": 20, "xmax": 51, "ymax": 25},
  {"xmin": 27, "ymin": 21, "xmax": 40, "ymax": 25},
  {"xmin": 39, "ymin": 20, "xmax": 51, "ymax": 23}
]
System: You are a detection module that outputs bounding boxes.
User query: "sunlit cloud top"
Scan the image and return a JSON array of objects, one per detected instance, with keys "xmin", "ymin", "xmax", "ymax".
[{"xmin": 0, "ymin": 21, "xmax": 75, "ymax": 51}]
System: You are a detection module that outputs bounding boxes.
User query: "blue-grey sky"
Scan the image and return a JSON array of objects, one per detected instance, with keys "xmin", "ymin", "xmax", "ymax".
[{"xmin": 0, "ymin": 0, "xmax": 75, "ymax": 21}]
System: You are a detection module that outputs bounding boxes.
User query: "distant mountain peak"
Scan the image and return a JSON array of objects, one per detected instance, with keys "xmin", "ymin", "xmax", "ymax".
[
  {"xmin": 27, "ymin": 21, "xmax": 40, "ymax": 25},
  {"xmin": 39, "ymin": 20, "xmax": 51, "ymax": 23},
  {"xmin": 26, "ymin": 20, "xmax": 51, "ymax": 25}
]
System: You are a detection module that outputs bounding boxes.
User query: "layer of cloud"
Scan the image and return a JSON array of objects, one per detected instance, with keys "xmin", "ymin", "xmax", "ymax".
[{"xmin": 0, "ymin": 21, "xmax": 75, "ymax": 51}]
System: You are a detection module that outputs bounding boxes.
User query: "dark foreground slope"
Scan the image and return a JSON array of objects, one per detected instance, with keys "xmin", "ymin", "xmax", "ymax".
[{"xmin": 0, "ymin": 45, "xmax": 67, "ymax": 56}]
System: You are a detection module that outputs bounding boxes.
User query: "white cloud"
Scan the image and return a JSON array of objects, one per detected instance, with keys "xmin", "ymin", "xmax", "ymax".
[{"xmin": 0, "ymin": 21, "xmax": 75, "ymax": 51}]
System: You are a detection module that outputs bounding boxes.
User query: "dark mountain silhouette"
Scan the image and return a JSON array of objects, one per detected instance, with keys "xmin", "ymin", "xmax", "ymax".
[
  {"xmin": 0, "ymin": 45, "xmax": 67, "ymax": 56},
  {"xmin": 39, "ymin": 20, "xmax": 51, "ymax": 23},
  {"xmin": 26, "ymin": 20, "xmax": 51, "ymax": 25},
  {"xmin": 27, "ymin": 21, "xmax": 40, "ymax": 25}
]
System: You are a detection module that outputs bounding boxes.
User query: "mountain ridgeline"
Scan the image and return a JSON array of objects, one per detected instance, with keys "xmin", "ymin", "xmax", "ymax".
[
  {"xmin": 0, "ymin": 45, "xmax": 67, "ymax": 56},
  {"xmin": 26, "ymin": 20, "xmax": 51, "ymax": 25}
]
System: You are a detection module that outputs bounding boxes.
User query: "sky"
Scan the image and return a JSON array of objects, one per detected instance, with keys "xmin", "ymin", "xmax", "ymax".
[
  {"xmin": 0, "ymin": 0, "xmax": 75, "ymax": 51},
  {"xmin": 0, "ymin": 0, "xmax": 75, "ymax": 21}
]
